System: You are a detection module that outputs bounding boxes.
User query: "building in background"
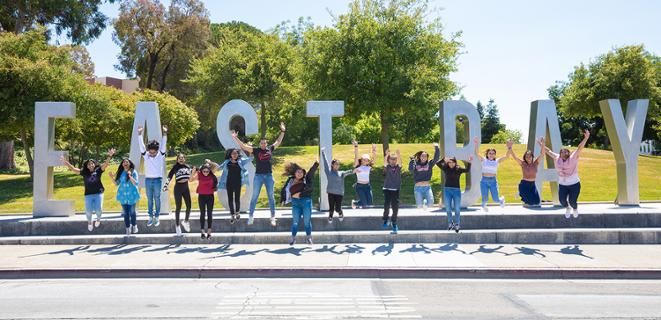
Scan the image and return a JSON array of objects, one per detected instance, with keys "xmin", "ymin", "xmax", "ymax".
[{"xmin": 87, "ymin": 76, "xmax": 140, "ymax": 94}]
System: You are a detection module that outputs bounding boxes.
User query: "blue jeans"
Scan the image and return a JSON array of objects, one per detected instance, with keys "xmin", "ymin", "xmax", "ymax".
[
  {"xmin": 84, "ymin": 193, "xmax": 103, "ymax": 222},
  {"xmin": 443, "ymin": 187, "xmax": 462, "ymax": 225},
  {"xmin": 291, "ymin": 197, "xmax": 312, "ymax": 236},
  {"xmin": 249, "ymin": 173, "xmax": 276, "ymax": 218},
  {"xmin": 121, "ymin": 204, "xmax": 137, "ymax": 228},
  {"xmin": 480, "ymin": 176, "xmax": 500, "ymax": 205},
  {"xmin": 145, "ymin": 178, "xmax": 162, "ymax": 218},
  {"xmin": 354, "ymin": 183, "xmax": 373, "ymax": 207},
  {"xmin": 413, "ymin": 185, "xmax": 434, "ymax": 207},
  {"xmin": 559, "ymin": 182, "xmax": 581, "ymax": 209}
]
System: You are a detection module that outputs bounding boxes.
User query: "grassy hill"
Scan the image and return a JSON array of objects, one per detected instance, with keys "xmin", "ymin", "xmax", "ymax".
[{"xmin": 1, "ymin": 144, "xmax": 660, "ymax": 214}]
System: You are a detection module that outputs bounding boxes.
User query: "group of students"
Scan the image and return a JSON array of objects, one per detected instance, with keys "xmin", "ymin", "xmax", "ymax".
[{"xmin": 61, "ymin": 122, "xmax": 591, "ymax": 244}]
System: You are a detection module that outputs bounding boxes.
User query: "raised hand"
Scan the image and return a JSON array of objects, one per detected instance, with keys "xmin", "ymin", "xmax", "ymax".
[
  {"xmin": 351, "ymin": 139, "xmax": 358, "ymax": 147},
  {"xmin": 137, "ymin": 126, "xmax": 144, "ymax": 135},
  {"xmin": 537, "ymin": 137, "xmax": 545, "ymax": 147},
  {"xmin": 433, "ymin": 142, "xmax": 439, "ymax": 147},
  {"xmin": 279, "ymin": 122, "xmax": 286, "ymax": 132},
  {"xmin": 506, "ymin": 139, "xmax": 514, "ymax": 149},
  {"xmin": 108, "ymin": 148, "xmax": 116, "ymax": 157},
  {"xmin": 473, "ymin": 136, "xmax": 479, "ymax": 144},
  {"xmin": 583, "ymin": 129, "xmax": 590, "ymax": 139},
  {"xmin": 162, "ymin": 125, "xmax": 168, "ymax": 134},
  {"xmin": 396, "ymin": 149, "xmax": 401, "ymax": 155},
  {"xmin": 371, "ymin": 143, "xmax": 377, "ymax": 151}
]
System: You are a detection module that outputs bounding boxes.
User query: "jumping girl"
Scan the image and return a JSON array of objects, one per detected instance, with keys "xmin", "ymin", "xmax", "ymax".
[
  {"xmin": 280, "ymin": 160, "xmax": 319, "ymax": 245},
  {"xmin": 230, "ymin": 123, "xmax": 286, "ymax": 227},
  {"xmin": 61, "ymin": 148, "xmax": 115, "ymax": 232},
  {"xmin": 190, "ymin": 164, "xmax": 218, "ymax": 239},
  {"xmin": 321, "ymin": 147, "xmax": 354, "ymax": 223},
  {"xmin": 409, "ymin": 143, "xmax": 440, "ymax": 210},
  {"xmin": 473, "ymin": 137, "xmax": 508, "ymax": 211},
  {"xmin": 437, "ymin": 155, "xmax": 473, "ymax": 233},
  {"xmin": 137, "ymin": 125, "xmax": 167, "ymax": 227},
  {"xmin": 351, "ymin": 140, "xmax": 377, "ymax": 209},
  {"xmin": 508, "ymin": 138, "xmax": 544, "ymax": 207},
  {"xmin": 542, "ymin": 130, "xmax": 590, "ymax": 218},
  {"xmin": 382, "ymin": 149, "xmax": 402, "ymax": 234},
  {"xmin": 109, "ymin": 158, "xmax": 140, "ymax": 236},
  {"xmin": 163, "ymin": 153, "xmax": 192, "ymax": 236},
  {"xmin": 207, "ymin": 148, "xmax": 252, "ymax": 224}
]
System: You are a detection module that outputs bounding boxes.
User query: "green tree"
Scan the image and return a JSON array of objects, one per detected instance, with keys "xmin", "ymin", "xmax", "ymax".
[
  {"xmin": 113, "ymin": 0, "xmax": 210, "ymax": 92},
  {"xmin": 481, "ymin": 99, "xmax": 505, "ymax": 143},
  {"xmin": 551, "ymin": 45, "xmax": 661, "ymax": 144},
  {"xmin": 302, "ymin": 0, "xmax": 462, "ymax": 154},
  {"xmin": 134, "ymin": 89, "xmax": 200, "ymax": 149},
  {"xmin": 490, "ymin": 128, "xmax": 522, "ymax": 144}
]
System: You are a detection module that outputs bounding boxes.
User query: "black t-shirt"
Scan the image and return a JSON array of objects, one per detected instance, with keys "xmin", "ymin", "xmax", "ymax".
[
  {"xmin": 81, "ymin": 167, "xmax": 104, "ymax": 195},
  {"xmin": 226, "ymin": 161, "xmax": 242, "ymax": 186},
  {"xmin": 254, "ymin": 145, "xmax": 275, "ymax": 174}
]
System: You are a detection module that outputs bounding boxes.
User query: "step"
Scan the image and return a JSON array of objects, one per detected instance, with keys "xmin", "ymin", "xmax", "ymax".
[
  {"xmin": 2, "ymin": 207, "xmax": 661, "ymax": 237},
  {"xmin": 1, "ymin": 228, "xmax": 660, "ymax": 245}
]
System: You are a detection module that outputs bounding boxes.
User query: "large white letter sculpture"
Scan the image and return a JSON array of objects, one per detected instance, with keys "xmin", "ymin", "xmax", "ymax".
[
  {"xmin": 129, "ymin": 102, "xmax": 170, "ymax": 214},
  {"xmin": 439, "ymin": 100, "xmax": 481, "ymax": 207},
  {"xmin": 216, "ymin": 99, "xmax": 258, "ymax": 211},
  {"xmin": 599, "ymin": 99, "xmax": 649, "ymax": 205},
  {"xmin": 307, "ymin": 101, "xmax": 345, "ymax": 211},
  {"xmin": 33, "ymin": 102, "xmax": 76, "ymax": 217},
  {"xmin": 527, "ymin": 100, "xmax": 563, "ymax": 205}
]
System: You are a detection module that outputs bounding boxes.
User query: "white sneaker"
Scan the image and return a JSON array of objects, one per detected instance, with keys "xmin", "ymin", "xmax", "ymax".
[
  {"xmin": 572, "ymin": 208, "xmax": 579, "ymax": 218},
  {"xmin": 94, "ymin": 219, "xmax": 101, "ymax": 228},
  {"xmin": 87, "ymin": 223, "xmax": 93, "ymax": 232},
  {"xmin": 248, "ymin": 216, "xmax": 254, "ymax": 225},
  {"xmin": 499, "ymin": 196, "xmax": 505, "ymax": 208},
  {"xmin": 125, "ymin": 227, "xmax": 131, "ymax": 236},
  {"xmin": 270, "ymin": 217, "xmax": 277, "ymax": 227},
  {"xmin": 154, "ymin": 217, "xmax": 160, "ymax": 227},
  {"xmin": 306, "ymin": 236, "xmax": 313, "ymax": 245},
  {"xmin": 482, "ymin": 203, "xmax": 489, "ymax": 212},
  {"xmin": 565, "ymin": 207, "xmax": 571, "ymax": 219},
  {"xmin": 423, "ymin": 204, "xmax": 428, "ymax": 211},
  {"xmin": 175, "ymin": 226, "xmax": 182, "ymax": 236},
  {"xmin": 351, "ymin": 200, "xmax": 357, "ymax": 210},
  {"xmin": 132, "ymin": 225, "xmax": 139, "ymax": 234},
  {"xmin": 182, "ymin": 220, "xmax": 190, "ymax": 232},
  {"xmin": 147, "ymin": 217, "xmax": 154, "ymax": 227}
]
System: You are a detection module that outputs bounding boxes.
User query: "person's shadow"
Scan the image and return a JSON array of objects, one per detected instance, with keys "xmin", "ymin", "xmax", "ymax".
[
  {"xmin": 372, "ymin": 242, "xmax": 394, "ymax": 256},
  {"xmin": 507, "ymin": 246, "xmax": 546, "ymax": 258},
  {"xmin": 469, "ymin": 245, "xmax": 508, "ymax": 256}
]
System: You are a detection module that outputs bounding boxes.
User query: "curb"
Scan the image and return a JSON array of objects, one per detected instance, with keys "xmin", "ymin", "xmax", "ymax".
[{"xmin": 2, "ymin": 267, "xmax": 660, "ymax": 280}]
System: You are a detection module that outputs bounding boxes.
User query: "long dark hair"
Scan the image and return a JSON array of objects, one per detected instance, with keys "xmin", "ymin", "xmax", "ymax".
[
  {"xmin": 523, "ymin": 150, "xmax": 534, "ymax": 165},
  {"xmin": 283, "ymin": 162, "xmax": 305, "ymax": 180},
  {"xmin": 413, "ymin": 151, "xmax": 429, "ymax": 164},
  {"xmin": 115, "ymin": 158, "xmax": 135, "ymax": 182},
  {"xmin": 80, "ymin": 159, "xmax": 99, "ymax": 176},
  {"xmin": 225, "ymin": 148, "xmax": 240, "ymax": 160},
  {"xmin": 485, "ymin": 148, "xmax": 497, "ymax": 159}
]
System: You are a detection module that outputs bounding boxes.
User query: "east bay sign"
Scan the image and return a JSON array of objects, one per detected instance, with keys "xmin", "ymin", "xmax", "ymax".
[{"xmin": 32, "ymin": 98, "xmax": 649, "ymax": 217}]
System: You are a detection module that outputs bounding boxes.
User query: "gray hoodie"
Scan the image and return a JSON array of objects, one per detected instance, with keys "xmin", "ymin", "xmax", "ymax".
[{"xmin": 321, "ymin": 150, "xmax": 354, "ymax": 196}]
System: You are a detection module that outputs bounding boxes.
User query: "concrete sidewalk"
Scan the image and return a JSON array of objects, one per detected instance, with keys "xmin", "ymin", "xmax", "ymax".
[{"xmin": 1, "ymin": 243, "xmax": 661, "ymax": 279}]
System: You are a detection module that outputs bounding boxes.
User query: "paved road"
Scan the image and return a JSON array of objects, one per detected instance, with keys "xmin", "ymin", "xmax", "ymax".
[{"xmin": 1, "ymin": 279, "xmax": 661, "ymax": 319}]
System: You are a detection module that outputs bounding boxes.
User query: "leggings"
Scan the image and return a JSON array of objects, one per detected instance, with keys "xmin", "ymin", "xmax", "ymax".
[
  {"xmin": 328, "ymin": 193, "xmax": 343, "ymax": 218},
  {"xmin": 383, "ymin": 189, "xmax": 400, "ymax": 224},
  {"xmin": 174, "ymin": 183, "xmax": 191, "ymax": 226},
  {"xmin": 559, "ymin": 182, "xmax": 581, "ymax": 209},
  {"xmin": 226, "ymin": 183, "xmax": 241, "ymax": 215},
  {"xmin": 199, "ymin": 194, "xmax": 214, "ymax": 229}
]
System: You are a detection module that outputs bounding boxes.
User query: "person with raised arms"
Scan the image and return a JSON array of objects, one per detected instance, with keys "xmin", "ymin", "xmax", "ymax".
[
  {"xmin": 408, "ymin": 143, "xmax": 440, "ymax": 210},
  {"xmin": 163, "ymin": 153, "xmax": 193, "ymax": 236},
  {"xmin": 320, "ymin": 147, "xmax": 355, "ymax": 224},
  {"xmin": 190, "ymin": 164, "xmax": 218, "ymax": 239},
  {"xmin": 382, "ymin": 149, "xmax": 402, "ymax": 234},
  {"xmin": 507, "ymin": 138, "xmax": 544, "ymax": 207},
  {"xmin": 230, "ymin": 123, "xmax": 286, "ymax": 227},
  {"xmin": 350, "ymin": 140, "xmax": 377, "ymax": 209},
  {"xmin": 137, "ymin": 125, "xmax": 167, "ymax": 227},
  {"xmin": 542, "ymin": 130, "xmax": 590, "ymax": 218},
  {"xmin": 206, "ymin": 148, "xmax": 252, "ymax": 224},
  {"xmin": 473, "ymin": 137, "xmax": 509, "ymax": 212},
  {"xmin": 280, "ymin": 160, "xmax": 319, "ymax": 245},
  {"xmin": 437, "ymin": 155, "xmax": 473, "ymax": 233},
  {"xmin": 61, "ymin": 148, "xmax": 115, "ymax": 232},
  {"xmin": 109, "ymin": 158, "xmax": 140, "ymax": 236}
]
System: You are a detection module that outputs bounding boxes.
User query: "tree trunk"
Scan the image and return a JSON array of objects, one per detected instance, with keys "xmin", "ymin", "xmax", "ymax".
[
  {"xmin": 379, "ymin": 112, "xmax": 390, "ymax": 156},
  {"xmin": 0, "ymin": 141, "xmax": 16, "ymax": 170},
  {"xmin": 260, "ymin": 102, "xmax": 267, "ymax": 139},
  {"xmin": 20, "ymin": 129, "xmax": 34, "ymax": 180},
  {"xmin": 158, "ymin": 50, "xmax": 174, "ymax": 92},
  {"xmin": 146, "ymin": 53, "xmax": 159, "ymax": 90}
]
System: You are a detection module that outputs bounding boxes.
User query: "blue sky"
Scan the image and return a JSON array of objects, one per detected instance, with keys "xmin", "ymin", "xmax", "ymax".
[{"xmin": 84, "ymin": 0, "xmax": 661, "ymax": 140}]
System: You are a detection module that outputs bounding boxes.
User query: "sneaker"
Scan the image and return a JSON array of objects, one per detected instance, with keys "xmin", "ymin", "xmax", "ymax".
[
  {"xmin": 482, "ymin": 203, "xmax": 489, "ymax": 212},
  {"xmin": 454, "ymin": 224, "xmax": 460, "ymax": 233},
  {"xmin": 270, "ymin": 217, "xmax": 277, "ymax": 227},
  {"xmin": 87, "ymin": 223, "xmax": 93, "ymax": 232},
  {"xmin": 572, "ymin": 208, "xmax": 579, "ymax": 218},
  {"xmin": 382, "ymin": 220, "xmax": 390, "ymax": 229},
  {"xmin": 289, "ymin": 236, "xmax": 296, "ymax": 246},
  {"xmin": 125, "ymin": 227, "xmax": 131, "ymax": 236},
  {"xmin": 94, "ymin": 219, "xmax": 101, "ymax": 228},
  {"xmin": 147, "ymin": 217, "xmax": 154, "ymax": 227},
  {"xmin": 328, "ymin": 217, "xmax": 333, "ymax": 224},
  {"xmin": 175, "ymin": 226, "xmax": 182, "ymax": 237},
  {"xmin": 565, "ymin": 207, "xmax": 571, "ymax": 219},
  {"xmin": 182, "ymin": 220, "xmax": 190, "ymax": 232},
  {"xmin": 391, "ymin": 224, "xmax": 399, "ymax": 234},
  {"xmin": 423, "ymin": 204, "xmax": 428, "ymax": 211},
  {"xmin": 154, "ymin": 217, "xmax": 160, "ymax": 227},
  {"xmin": 338, "ymin": 213, "xmax": 344, "ymax": 222},
  {"xmin": 132, "ymin": 225, "xmax": 139, "ymax": 234},
  {"xmin": 230, "ymin": 214, "xmax": 236, "ymax": 225},
  {"xmin": 448, "ymin": 223, "xmax": 454, "ymax": 231},
  {"xmin": 499, "ymin": 196, "xmax": 506, "ymax": 208},
  {"xmin": 201, "ymin": 232, "xmax": 205, "ymax": 239},
  {"xmin": 236, "ymin": 213, "xmax": 241, "ymax": 221},
  {"xmin": 206, "ymin": 233, "xmax": 211, "ymax": 239},
  {"xmin": 248, "ymin": 216, "xmax": 254, "ymax": 225},
  {"xmin": 306, "ymin": 236, "xmax": 313, "ymax": 245},
  {"xmin": 351, "ymin": 200, "xmax": 357, "ymax": 210}
]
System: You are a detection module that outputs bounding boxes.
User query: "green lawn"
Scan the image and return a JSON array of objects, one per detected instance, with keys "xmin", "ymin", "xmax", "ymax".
[{"xmin": 1, "ymin": 144, "xmax": 660, "ymax": 214}]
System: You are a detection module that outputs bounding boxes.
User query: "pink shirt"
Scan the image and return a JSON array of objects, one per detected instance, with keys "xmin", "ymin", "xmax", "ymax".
[{"xmin": 555, "ymin": 152, "xmax": 580, "ymax": 185}]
